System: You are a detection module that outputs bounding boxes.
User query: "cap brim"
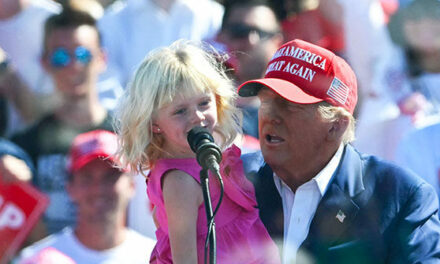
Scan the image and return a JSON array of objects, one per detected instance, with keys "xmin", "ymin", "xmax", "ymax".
[
  {"xmin": 238, "ymin": 78, "xmax": 323, "ymax": 104},
  {"xmin": 69, "ymin": 153, "xmax": 118, "ymax": 173}
]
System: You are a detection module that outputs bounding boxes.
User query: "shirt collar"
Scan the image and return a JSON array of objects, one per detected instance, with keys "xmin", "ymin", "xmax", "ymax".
[
  {"xmin": 273, "ymin": 143, "xmax": 345, "ymax": 196},
  {"xmin": 314, "ymin": 143, "xmax": 344, "ymax": 195}
]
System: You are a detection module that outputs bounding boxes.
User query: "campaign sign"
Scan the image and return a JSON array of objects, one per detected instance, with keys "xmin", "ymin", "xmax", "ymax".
[{"xmin": 0, "ymin": 183, "xmax": 49, "ymax": 264}]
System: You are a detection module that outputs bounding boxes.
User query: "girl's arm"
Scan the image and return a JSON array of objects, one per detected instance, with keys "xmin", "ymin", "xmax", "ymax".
[{"xmin": 163, "ymin": 170, "xmax": 203, "ymax": 264}]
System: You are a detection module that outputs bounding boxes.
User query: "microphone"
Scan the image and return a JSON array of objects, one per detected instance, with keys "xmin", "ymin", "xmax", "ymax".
[{"xmin": 187, "ymin": 126, "xmax": 222, "ymax": 173}]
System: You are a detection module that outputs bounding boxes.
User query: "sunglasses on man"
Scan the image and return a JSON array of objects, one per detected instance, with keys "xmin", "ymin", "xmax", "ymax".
[
  {"xmin": 49, "ymin": 46, "xmax": 93, "ymax": 68},
  {"xmin": 224, "ymin": 23, "xmax": 278, "ymax": 40}
]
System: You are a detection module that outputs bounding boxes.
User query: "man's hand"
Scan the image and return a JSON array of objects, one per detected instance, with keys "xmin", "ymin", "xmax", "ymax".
[
  {"xmin": 0, "ymin": 154, "xmax": 32, "ymax": 184},
  {"xmin": 398, "ymin": 92, "xmax": 430, "ymax": 123}
]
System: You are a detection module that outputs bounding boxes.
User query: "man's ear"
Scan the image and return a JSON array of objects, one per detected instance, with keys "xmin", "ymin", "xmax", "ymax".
[{"xmin": 327, "ymin": 116, "xmax": 349, "ymax": 141}]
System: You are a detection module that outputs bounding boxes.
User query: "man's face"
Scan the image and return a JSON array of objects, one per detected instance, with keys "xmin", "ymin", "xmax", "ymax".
[
  {"xmin": 42, "ymin": 25, "xmax": 105, "ymax": 99},
  {"xmin": 257, "ymin": 88, "xmax": 330, "ymax": 177},
  {"xmin": 68, "ymin": 159, "xmax": 134, "ymax": 222},
  {"xmin": 403, "ymin": 18, "xmax": 440, "ymax": 55},
  {"xmin": 219, "ymin": 5, "xmax": 283, "ymax": 84}
]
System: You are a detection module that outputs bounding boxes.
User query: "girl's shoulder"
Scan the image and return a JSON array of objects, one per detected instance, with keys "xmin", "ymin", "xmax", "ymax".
[
  {"xmin": 146, "ymin": 158, "xmax": 204, "ymax": 207},
  {"xmin": 148, "ymin": 157, "xmax": 203, "ymax": 185}
]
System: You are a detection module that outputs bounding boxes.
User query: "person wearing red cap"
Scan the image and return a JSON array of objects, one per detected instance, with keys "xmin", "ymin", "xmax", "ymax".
[
  {"xmin": 239, "ymin": 39, "xmax": 440, "ymax": 263},
  {"xmin": 16, "ymin": 130, "xmax": 155, "ymax": 264}
]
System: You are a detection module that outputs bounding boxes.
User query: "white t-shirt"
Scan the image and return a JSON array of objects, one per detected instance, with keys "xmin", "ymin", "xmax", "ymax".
[{"xmin": 16, "ymin": 227, "xmax": 156, "ymax": 264}]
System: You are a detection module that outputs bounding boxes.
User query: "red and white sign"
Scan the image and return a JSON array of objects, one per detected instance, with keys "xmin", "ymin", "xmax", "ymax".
[{"xmin": 0, "ymin": 183, "xmax": 49, "ymax": 264}]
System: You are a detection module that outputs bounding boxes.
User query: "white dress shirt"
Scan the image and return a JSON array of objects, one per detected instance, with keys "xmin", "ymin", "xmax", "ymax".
[{"xmin": 273, "ymin": 144, "xmax": 344, "ymax": 264}]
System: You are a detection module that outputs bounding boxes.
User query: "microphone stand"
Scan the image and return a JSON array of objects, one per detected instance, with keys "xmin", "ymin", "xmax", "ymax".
[
  {"xmin": 187, "ymin": 127, "xmax": 223, "ymax": 264},
  {"xmin": 200, "ymin": 168, "xmax": 216, "ymax": 264}
]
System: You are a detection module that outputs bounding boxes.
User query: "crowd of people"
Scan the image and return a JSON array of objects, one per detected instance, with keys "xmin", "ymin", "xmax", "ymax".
[{"xmin": 0, "ymin": 0, "xmax": 439, "ymax": 263}]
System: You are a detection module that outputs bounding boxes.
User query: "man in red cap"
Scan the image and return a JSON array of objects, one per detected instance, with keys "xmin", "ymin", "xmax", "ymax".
[
  {"xmin": 239, "ymin": 39, "xmax": 440, "ymax": 263},
  {"xmin": 16, "ymin": 130, "xmax": 155, "ymax": 263}
]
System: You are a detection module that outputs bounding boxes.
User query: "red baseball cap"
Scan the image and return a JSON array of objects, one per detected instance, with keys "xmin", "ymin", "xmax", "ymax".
[
  {"xmin": 238, "ymin": 39, "xmax": 358, "ymax": 114},
  {"xmin": 67, "ymin": 130, "xmax": 125, "ymax": 173}
]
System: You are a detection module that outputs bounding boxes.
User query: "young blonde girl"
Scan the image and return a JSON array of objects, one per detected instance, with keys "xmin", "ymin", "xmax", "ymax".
[{"xmin": 115, "ymin": 40, "xmax": 280, "ymax": 263}]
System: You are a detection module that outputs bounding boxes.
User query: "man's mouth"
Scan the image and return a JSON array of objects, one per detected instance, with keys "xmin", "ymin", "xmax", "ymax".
[{"xmin": 265, "ymin": 134, "xmax": 284, "ymax": 144}]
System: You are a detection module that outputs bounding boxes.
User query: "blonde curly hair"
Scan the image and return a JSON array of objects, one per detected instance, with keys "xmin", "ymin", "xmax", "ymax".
[{"xmin": 114, "ymin": 40, "xmax": 242, "ymax": 174}]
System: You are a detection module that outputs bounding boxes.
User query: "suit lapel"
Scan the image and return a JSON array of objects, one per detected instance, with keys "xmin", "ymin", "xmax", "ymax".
[
  {"xmin": 301, "ymin": 145, "xmax": 365, "ymax": 250},
  {"xmin": 255, "ymin": 163, "xmax": 284, "ymax": 241},
  {"xmin": 302, "ymin": 183, "xmax": 360, "ymax": 251}
]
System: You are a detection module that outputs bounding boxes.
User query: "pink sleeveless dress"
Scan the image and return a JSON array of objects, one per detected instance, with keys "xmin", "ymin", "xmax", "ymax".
[{"xmin": 147, "ymin": 145, "xmax": 280, "ymax": 263}]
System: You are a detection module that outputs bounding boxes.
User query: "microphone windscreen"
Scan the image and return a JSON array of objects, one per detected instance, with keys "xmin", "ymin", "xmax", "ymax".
[{"xmin": 187, "ymin": 126, "xmax": 214, "ymax": 153}]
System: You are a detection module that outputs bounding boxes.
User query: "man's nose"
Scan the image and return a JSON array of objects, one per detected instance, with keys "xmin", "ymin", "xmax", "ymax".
[
  {"xmin": 88, "ymin": 178, "xmax": 109, "ymax": 194},
  {"xmin": 247, "ymin": 30, "xmax": 261, "ymax": 46},
  {"xmin": 260, "ymin": 103, "xmax": 281, "ymax": 124},
  {"xmin": 59, "ymin": 62, "xmax": 84, "ymax": 76},
  {"xmin": 227, "ymin": 33, "xmax": 259, "ymax": 52},
  {"xmin": 70, "ymin": 59, "xmax": 89, "ymax": 70}
]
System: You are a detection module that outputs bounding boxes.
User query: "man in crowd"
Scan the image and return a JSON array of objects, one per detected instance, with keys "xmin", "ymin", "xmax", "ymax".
[
  {"xmin": 217, "ymin": 0, "xmax": 283, "ymax": 138},
  {"xmin": 11, "ymin": 7, "xmax": 114, "ymax": 236},
  {"xmin": 16, "ymin": 130, "xmax": 155, "ymax": 263},
  {"xmin": 240, "ymin": 39, "xmax": 440, "ymax": 263}
]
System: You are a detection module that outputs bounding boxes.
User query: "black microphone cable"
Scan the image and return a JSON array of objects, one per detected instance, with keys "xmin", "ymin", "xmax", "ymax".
[{"xmin": 204, "ymin": 171, "xmax": 223, "ymax": 264}]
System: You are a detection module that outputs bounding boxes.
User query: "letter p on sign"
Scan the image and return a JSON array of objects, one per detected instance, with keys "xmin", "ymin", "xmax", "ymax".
[
  {"xmin": 0, "ymin": 183, "xmax": 48, "ymax": 264},
  {"xmin": 0, "ymin": 202, "xmax": 25, "ymax": 229}
]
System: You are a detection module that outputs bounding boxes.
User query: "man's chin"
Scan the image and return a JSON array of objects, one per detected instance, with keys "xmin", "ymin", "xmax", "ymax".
[
  {"xmin": 261, "ymin": 147, "xmax": 281, "ymax": 166},
  {"xmin": 86, "ymin": 210, "xmax": 117, "ymax": 222},
  {"xmin": 62, "ymin": 89, "xmax": 88, "ymax": 99}
]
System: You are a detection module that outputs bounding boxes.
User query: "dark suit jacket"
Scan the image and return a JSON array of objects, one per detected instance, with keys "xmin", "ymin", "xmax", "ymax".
[{"xmin": 242, "ymin": 144, "xmax": 440, "ymax": 263}]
